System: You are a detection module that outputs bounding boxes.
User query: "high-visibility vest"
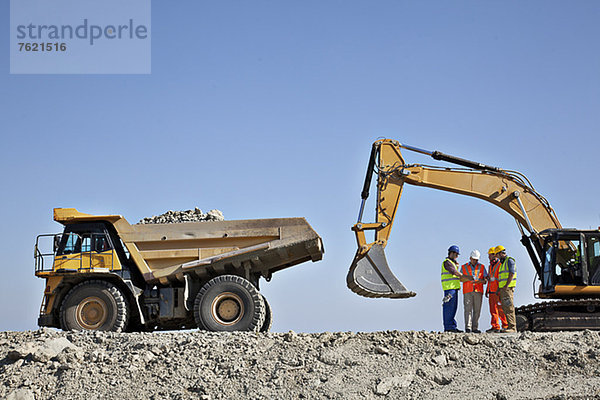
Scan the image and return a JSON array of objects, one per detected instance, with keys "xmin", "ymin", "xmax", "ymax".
[
  {"xmin": 498, "ymin": 256, "xmax": 516, "ymax": 289},
  {"xmin": 488, "ymin": 259, "xmax": 501, "ymax": 292},
  {"xmin": 441, "ymin": 258, "xmax": 461, "ymax": 290},
  {"xmin": 461, "ymin": 262, "xmax": 485, "ymax": 293}
]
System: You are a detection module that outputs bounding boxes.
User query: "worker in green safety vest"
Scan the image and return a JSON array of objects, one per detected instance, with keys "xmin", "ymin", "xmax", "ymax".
[
  {"xmin": 441, "ymin": 245, "xmax": 473, "ymax": 332},
  {"xmin": 495, "ymin": 245, "xmax": 517, "ymax": 333}
]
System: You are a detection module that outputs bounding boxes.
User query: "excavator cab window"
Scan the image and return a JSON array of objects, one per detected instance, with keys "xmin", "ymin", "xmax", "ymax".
[
  {"xmin": 542, "ymin": 245, "xmax": 555, "ymax": 290},
  {"xmin": 586, "ymin": 235, "xmax": 600, "ymax": 285},
  {"xmin": 554, "ymin": 238, "xmax": 584, "ymax": 285}
]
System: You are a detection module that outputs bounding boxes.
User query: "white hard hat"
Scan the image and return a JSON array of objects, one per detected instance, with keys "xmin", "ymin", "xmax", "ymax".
[{"xmin": 470, "ymin": 250, "xmax": 481, "ymax": 259}]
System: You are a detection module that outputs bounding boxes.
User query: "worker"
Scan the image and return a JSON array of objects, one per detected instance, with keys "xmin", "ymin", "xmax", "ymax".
[
  {"xmin": 485, "ymin": 247, "xmax": 508, "ymax": 333},
  {"xmin": 460, "ymin": 250, "xmax": 487, "ymax": 333},
  {"xmin": 495, "ymin": 245, "xmax": 517, "ymax": 333},
  {"xmin": 441, "ymin": 245, "xmax": 472, "ymax": 333}
]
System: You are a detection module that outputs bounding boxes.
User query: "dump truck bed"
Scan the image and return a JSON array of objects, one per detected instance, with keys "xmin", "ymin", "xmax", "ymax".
[
  {"xmin": 52, "ymin": 208, "xmax": 324, "ymax": 285},
  {"xmin": 120, "ymin": 218, "xmax": 324, "ymax": 284}
]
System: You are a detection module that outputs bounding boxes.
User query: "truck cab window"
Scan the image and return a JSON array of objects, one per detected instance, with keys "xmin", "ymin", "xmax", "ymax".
[
  {"xmin": 93, "ymin": 235, "xmax": 112, "ymax": 253},
  {"xmin": 60, "ymin": 233, "xmax": 81, "ymax": 255},
  {"xmin": 81, "ymin": 236, "xmax": 91, "ymax": 252}
]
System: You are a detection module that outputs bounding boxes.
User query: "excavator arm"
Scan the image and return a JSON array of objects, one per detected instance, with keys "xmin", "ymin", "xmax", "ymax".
[{"xmin": 348, "ymin": 139, "xmax": 562, "ymax": 299}]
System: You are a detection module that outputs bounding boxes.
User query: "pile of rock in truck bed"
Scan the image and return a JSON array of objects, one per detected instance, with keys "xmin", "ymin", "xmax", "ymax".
[
  {"xmin": 2, "ymin": 329, "xmax": 600, "ymax": 399},
  {"xmin": 137, "ymin": 208, "xmax": 224, "ymax": 225}
]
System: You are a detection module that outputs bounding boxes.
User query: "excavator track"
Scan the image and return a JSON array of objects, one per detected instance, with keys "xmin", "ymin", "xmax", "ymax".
[{"xmin": 516, "ymin": 299, "xmax": 600, "ymax": 331}]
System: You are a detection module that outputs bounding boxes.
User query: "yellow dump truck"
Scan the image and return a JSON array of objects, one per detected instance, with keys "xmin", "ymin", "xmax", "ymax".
[{"xmin": 34, "ymin": 208, "xmax": 324, "ymax": 332}]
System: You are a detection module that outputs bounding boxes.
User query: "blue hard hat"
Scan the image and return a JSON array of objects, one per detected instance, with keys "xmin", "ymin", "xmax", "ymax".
[{"xmin": 448, "ymin": 245, "xmax": 460, "ymax": 254}]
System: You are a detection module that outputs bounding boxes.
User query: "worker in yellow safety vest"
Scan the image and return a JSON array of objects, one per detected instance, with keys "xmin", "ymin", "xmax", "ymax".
[
  {"xmin": 441, "ymin": 245, "xmax": 473, "ymax": 332},
  {"xmin": 495, "ymin": 245, "xmax": 517, "ymax": 333}
]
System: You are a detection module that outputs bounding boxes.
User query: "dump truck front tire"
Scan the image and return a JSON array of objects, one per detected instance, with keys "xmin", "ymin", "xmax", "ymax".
[
  {"xmin": 60, "ymin": 280, "xmax": 128, "ymax": 332},
  {"xmin": 194, "ymin": 275, "xmax": 265, "ymax": 332},
  {"xmin": 260, "ymin": 294, "xmax": 272, "ymax": 333}
]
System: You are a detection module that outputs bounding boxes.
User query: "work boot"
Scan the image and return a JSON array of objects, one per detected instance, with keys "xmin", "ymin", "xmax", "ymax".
[
  {"xmin": 465, "ymin": 328, "xmax": 471, "ymax": 333},
  {"xmin": 444, "ymin": 329, "xmax": 463, "ymax": 333},
  {"xmin": 472, "ymin": 329, "xmax": 481, "ymax": 333},
  {"xmin": 500, "ymin": 328, "xmax": 517, "ymax": 333},
  {"xmin": 485, "ymin": 328, "xmax": 500, "ymax": 333}
]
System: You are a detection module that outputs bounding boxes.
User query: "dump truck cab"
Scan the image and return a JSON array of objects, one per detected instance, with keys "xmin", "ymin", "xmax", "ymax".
[
  {"xmin": 53, "ymin": 223, "xmax": 121, "ymax": 272},
  {"xmin": 35, "ymin": 208, "xmax": 323, "ymax": 332}
]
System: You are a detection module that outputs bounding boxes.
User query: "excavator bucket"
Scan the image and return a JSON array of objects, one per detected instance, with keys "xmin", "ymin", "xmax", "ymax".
[{"xmin": 347, "ymin": 244, "xmax": 416, "ymax": 299}]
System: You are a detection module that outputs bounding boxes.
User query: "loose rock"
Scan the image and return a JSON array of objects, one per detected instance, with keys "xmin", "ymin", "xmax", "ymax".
[
  {"xmin": 137, "ymin": 208, "xmax": 225, "ymax": 224},
  {"xmin": 375, "ymin": 374, "xmax": 413, "ymax": 395},
  {"xmin": 3, "ymin": 388, "xmax": 35, "ymax": 400},
  {"xmin": 0, "ymin": 330, "xmax": 599, "ymax": 399}
]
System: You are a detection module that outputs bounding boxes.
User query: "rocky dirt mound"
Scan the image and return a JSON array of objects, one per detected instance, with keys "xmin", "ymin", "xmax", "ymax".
[
  {"xmin": 2, "ymin": 330, "xmax": 600, "ymax": 399},
  {"xmin": 137, "ymin": 208, "xmax": 224, "ymax": 224}
]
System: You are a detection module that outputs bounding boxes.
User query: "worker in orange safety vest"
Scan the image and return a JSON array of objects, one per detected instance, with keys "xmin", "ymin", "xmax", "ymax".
[
  {"xmin": 485, "ymin": 247, "xmax": 508, "ymax": 333},
  {"xmin": 460, "ymin": 250, "xmax": 487, "ymax": 333}
]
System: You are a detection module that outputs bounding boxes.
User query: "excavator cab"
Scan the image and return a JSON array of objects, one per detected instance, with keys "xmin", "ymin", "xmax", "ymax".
[{"xmin": 539, "ymin": 229, "xmax": 600, "ymax": 297}]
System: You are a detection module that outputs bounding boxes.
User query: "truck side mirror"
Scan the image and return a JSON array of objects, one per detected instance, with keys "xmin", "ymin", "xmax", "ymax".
[{"xmin": 54, "ymin": 235, "xmax": 61, "ymax": 254}]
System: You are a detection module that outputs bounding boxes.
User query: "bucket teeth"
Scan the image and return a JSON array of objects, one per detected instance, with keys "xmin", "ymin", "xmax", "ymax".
[{"xmin": 347, "ymin": 244, "xmax": 416, "ymax": 299}]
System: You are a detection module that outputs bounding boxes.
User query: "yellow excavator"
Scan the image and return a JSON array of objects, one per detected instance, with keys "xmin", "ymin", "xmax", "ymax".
[{"xmin": 348, "ymin": 139, "xmax": 600, "ymax": 331}]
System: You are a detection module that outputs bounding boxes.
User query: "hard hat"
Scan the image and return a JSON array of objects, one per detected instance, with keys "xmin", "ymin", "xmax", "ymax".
[
  {"xmin": 470, "ymin": 250, "xmax": 480, "ymax": 259},
  {"xmin": 488, "ymin": 247, "xmax": 496, "ymax": 255},
  {"xmin": 448, "ymin": 245, "xmax": 460, "ymax": 254},
  {"xmin": 494, "ymin": 245, "xmax": 506, "ymax": 253}
]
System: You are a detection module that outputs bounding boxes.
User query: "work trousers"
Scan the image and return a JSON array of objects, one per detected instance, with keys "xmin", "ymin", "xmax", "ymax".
[
  {"xmin": 463, "ymin": 291, "xmax": 483, "ymax": 331},
  {"xmin": 498, "ymin": 286, "xmax": 517, "ymax": 331},
  {"xmin": 488, "ymin": 292, "xmax": 508, "ymax": 330},
  {"xmin": 442, "ymin": 289, "xmax": 459, "ymax": 331}
]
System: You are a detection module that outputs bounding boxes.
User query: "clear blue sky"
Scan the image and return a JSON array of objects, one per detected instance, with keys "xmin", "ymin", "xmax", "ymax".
[{"xmin": 1, "ymin": 1, "xmax": 599, "ymax": 332}]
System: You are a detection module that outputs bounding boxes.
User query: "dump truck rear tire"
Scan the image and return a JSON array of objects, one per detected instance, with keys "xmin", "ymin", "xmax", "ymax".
[
  {"xmin": 194, "ymin": 275, "xmax": 265, "ymax": 332},
  {"xmin": 60, "ymin": 280, "xmax": 128, "ymax": 332},
  {"xmin": 260, "ymin": 294, "xmax": 272, "ymax": 333}
]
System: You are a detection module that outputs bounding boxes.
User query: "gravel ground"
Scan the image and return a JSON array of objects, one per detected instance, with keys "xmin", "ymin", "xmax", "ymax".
[
  {"xmin": 2, "ymin": 329, "xmax": 600, "ymax": 400},
  {"xmin": 137, "ymin": 208, "xmax": 224, "ymax": 225}
]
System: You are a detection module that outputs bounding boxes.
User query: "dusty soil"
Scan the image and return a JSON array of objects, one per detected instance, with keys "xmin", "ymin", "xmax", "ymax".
[{"xmin": 2, "ymin": 329, "xmax": 600, "ymax": 400}]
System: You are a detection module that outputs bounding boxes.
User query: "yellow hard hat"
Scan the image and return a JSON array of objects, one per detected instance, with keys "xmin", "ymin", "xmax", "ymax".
[
  {"xmin": 494, "ymin": 245, "xmax": 506, "ymax": 253},
  {"xmin": 488, "ymin": 247, "xmax": 496, "ymax": 254}
]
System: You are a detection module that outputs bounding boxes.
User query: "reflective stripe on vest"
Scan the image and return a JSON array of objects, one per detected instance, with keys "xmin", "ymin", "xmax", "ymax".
[
  {"xmin": 461, "ymin": 262, "xmax": 484, "ymax": 293},
  {"xmin": 441, "ymin": 258, "xmax": 461, "ymax": 290},
  {"xmin": 498, "ymin": 256, "xmax": 516, "ymax": 288},
  {"xmin": 488, "ymin": 259, "xmax": 501, "ymax": 292}
]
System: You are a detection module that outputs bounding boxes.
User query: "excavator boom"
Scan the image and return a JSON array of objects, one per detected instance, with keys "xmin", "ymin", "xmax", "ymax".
[{"xmin": 348, "ymin": 139, "xmax": 562, "ymax": 299}]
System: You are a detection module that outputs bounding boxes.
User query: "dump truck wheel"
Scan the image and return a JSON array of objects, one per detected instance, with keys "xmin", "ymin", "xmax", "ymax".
[
  {"xmin": 194, "ymin": 275, "xmax": 265, "ymax": 332},
  {"xmin": 60, "ymin": 280, "xmax": 128, "ymax": 332},
  {"xmin": 260, "ymin": 294, "xmax": 272, "ymax": 333}
]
